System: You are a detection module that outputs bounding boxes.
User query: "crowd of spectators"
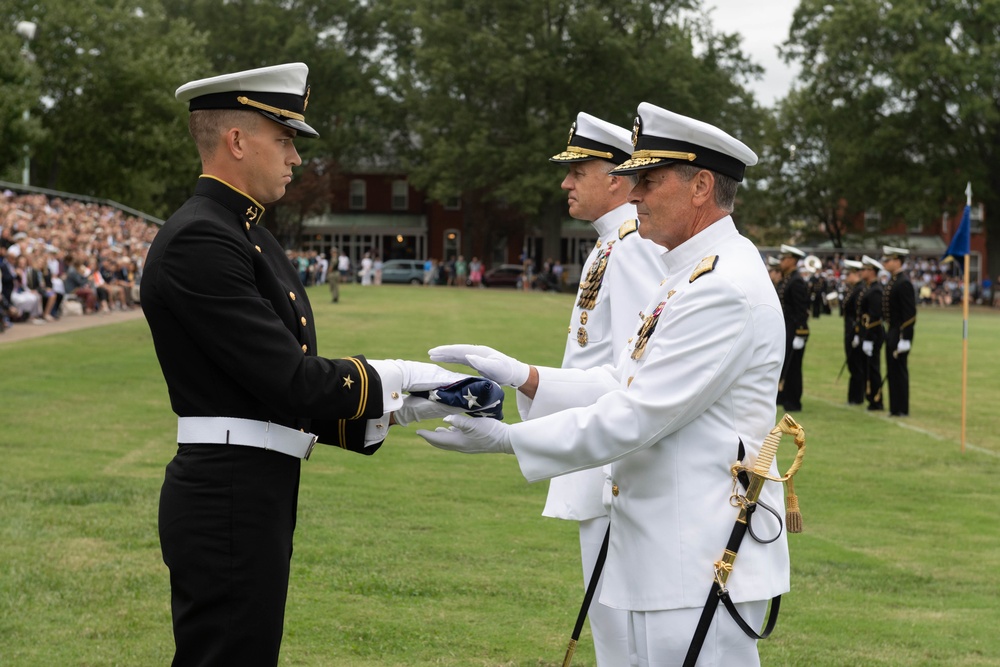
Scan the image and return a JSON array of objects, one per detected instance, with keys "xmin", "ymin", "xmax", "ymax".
[
  {"xmin": 0, "ymin": 190, "xmax": 157, "ymax": 333},
  {"xmin": 803, "ymin": 253, "xmax": 998, "ymax": 315}
]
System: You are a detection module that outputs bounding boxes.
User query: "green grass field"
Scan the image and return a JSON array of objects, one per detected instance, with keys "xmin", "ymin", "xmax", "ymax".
[{"xmin": 1, "ymin": 283, "xmax": 998, "ymax": 666}]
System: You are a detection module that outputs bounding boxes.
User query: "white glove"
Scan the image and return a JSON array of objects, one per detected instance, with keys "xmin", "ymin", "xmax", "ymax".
[
  {"xmin": 851, "ymin": 335, "xmax": 860, "ymax": 349},
  {"xmin": 792, "ymin": 336, "xmax": 806, "ymax": 350},
  {"xmin": 417, "ymin": 414, "xmax": 513, "ymax": 454},
  {"xmin": 369, "ymin": 359, "xmax": 467, "ymax": 392},
  {"xmin": 392, "ymin": 395, "xmax": 469, "ymax": 427},
  {"xmin": 862, "ymin": 340, "xmax": 874, "ymax": 357},
  {"xmin": 896, "ymin": 339, "xmax": 911, "ymax": 354},
  {"xmin": 428, "ymin": 344, "xmax": 530, "ymax": 387}
]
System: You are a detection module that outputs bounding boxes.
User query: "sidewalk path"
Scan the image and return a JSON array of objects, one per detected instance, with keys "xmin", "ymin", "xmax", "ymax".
[{"xmin": 0, "ymin": 308, "xmax": 146, "ymax": 345}]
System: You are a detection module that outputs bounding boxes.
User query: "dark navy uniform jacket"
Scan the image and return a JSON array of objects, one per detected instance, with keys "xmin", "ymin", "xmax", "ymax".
[
  {"xmin": 778, "ymin": 271, "xmax": 810, "ymax": 339},
  {"xmin": 141, "ymin": 176, "xmax": 384, "ymax": 453}
]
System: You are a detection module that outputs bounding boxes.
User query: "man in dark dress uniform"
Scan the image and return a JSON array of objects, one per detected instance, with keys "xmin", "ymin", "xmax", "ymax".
[
  {"xmin": 855, "ymin": 255, "xmax": 885, "ymax": 411},
  {"xmin": 881, "ymin": 245, "xmax": 916, "ymax": 416},
  {"xmin": 840, "ymin": 259, "xmax": 866, "ymax": 405},
  {"xmin": 775, "ymin": 244, "xmax": 809, "ymax": 411},
  {"xmin": 142, "ymin": 63, "xmax": 467, "ymax": 666}
]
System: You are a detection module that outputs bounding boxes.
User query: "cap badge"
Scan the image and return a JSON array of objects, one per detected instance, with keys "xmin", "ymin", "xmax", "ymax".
[
  {"xmin": 303, "ymin": 85, "xmax": 310, "ymax": 111},
  {"xmin": 631, "ymin": 115, "xmax": 641, "ymax": 147},
  {"xmin": 567, "ymin": 121, "xmax": 576, "ymax": 146}
]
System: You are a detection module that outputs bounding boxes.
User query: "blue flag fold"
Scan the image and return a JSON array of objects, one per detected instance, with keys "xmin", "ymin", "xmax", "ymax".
[{"xmin": 943, "ymin": 205, "xmax": 971, "ymax": 262}]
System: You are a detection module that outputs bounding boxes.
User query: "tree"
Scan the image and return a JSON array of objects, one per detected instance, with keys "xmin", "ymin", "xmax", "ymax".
[
  {"xmin": 2, "ymin": 0, "xmax": 210, "ymax": 217},
  {"xmin": 780, "ymin": 0, "xmax": 1000, "ymax": 268},
  {"xmin": 0, "ymin": 21, "xmax": 44, "ymax": 183},
  {"xmin": 351, "ymin": 0, "xmax": 768, "ymax": 263}
]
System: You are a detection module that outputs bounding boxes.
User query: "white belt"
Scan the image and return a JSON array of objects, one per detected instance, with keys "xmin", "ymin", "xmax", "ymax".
[{"xmin": 177, "ymin": 417, "xmax": 318, "ymax": 460}]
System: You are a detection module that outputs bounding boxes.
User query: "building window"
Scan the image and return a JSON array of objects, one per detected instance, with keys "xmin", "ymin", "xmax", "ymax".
[
  {"xmin": 970, "ymin": 203, "xmax": 984, "ymax": 234},
  {"xmin": 864, "ymin": 209, "xmax": 881, "ymax": 232},
  {"xmin": 444, "ymin": 196, "xmax": 461, "ymax": 211},
  {"xmin": 349, "ymin": 180, "xmax": 366, "ymax": 210},
  {"xmin": 392, "ymin": 180, "xmax": 409, "ymax": 211}
]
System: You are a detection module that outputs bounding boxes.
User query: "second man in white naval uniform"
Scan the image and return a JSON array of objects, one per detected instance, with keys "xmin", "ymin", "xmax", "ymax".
[
  {"xmin": 544, "ymin": 111, "xmax": 667, "ymax": 665},
  {"xmin": 422, "ymin": 104, "xmax": 790, "ymax": 667}
]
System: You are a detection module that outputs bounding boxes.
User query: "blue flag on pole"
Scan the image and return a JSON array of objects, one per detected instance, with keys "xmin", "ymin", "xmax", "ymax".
[{"xmin": 942, "ymin": 183, "xmax": 972, "ymax": 262}]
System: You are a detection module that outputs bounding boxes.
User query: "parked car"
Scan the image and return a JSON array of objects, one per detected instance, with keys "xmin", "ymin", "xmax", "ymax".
[
  {"xmin": 380, "ymin": 259, "xmax": 426, "ymax": 285},
  {"xmin": 482, "ymin": 263, "xmax": 524, "ymax": 288}
]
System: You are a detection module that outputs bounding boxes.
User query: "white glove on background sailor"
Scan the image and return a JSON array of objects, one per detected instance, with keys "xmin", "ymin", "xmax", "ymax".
[
  {"xmin": 896, "ymin": 339, "xmax": 911, "ymax": 354},
  {"xmin": 417, "ymin": 414, "xmax": 513, "ymax": 454},
  {"xmin": 862, "ymin": 340, "xmax": 874, "ymax": 357},
  {"xmin": 792, "ymin": 336, "xmax": 806, "ymax": 351},
  {"xmin": 428, "ymin": 344, "xmax": 530, "ymax": 387},
  {"xmin": 851, "ymin": 335, "xmax": 860, "ymax": 349}
]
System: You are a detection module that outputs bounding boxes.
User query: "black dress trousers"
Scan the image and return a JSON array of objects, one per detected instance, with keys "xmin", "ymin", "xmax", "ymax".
[{"xmin": 159, "ymin": 444, "xmax": 301, "ymax": 667}]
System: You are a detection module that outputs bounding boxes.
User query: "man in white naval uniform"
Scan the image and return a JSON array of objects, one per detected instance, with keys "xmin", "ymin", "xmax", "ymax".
[
  {"xmin": 544, "ymin": 112, "xmax": 666, "ymax": 665},
  {"xmin": 421, "ymin": 103, "xmax": 789, "ymax": 667}
]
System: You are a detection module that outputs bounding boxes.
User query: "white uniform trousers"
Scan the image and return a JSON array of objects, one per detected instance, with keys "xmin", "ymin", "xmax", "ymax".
[
  {"xmin": 580, "ymin": 516, "xmax": 629, "ymax": 666},
  {"xmin": 627, "ymin": 599, "xmax": 767, "ymax": 667}
]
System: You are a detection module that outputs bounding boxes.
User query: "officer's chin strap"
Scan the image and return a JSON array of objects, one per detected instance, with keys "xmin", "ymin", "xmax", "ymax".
[{"xmin": 682, "ymin": 415, "xmax": 806, "ymax": 667}]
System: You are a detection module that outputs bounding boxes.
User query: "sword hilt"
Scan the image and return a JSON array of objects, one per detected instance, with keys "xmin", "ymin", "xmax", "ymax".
[{"xmin": 746, "ymin": 414, "xmax": 806, "ymax": 485}]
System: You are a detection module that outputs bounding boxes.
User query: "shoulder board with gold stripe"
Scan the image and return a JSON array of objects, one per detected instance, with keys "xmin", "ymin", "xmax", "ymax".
[
  {"xmin": 618, "ymin": 219, "xmax": 639, "ymax": 240},
  {"xmin": 689, "ymin": 255, "xmax": 718, "ymax": 283}
]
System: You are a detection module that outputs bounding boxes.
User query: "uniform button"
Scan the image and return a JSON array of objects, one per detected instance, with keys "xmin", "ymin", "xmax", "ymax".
[
  {"xmin": 289, "ymin": 292, "xmax": 296, "ymax": 301},
  {"xmin": 301, "ymin": 344, "xmax": 308, "ymax": 353},
  {"xmin": 255, "ymin": 245, "xmax": 262, "ymax": 253},
  {"xmin": 391, "ymin": 392, "xmax": 399, "ymax": 399},
  {"xmin": 612, "ymin": 484, "xmax": 619, "ymax": 497},
  {"xmin": 245, "ymin": 222, "xmax": 251, "ymax": 230},
  {"xmin": 567, "ymin": 326, "xmax": 572, "ymax": 334},
  {"xmin": 300, "ymin": 316, "xmax": 307, "ymax": 326}
]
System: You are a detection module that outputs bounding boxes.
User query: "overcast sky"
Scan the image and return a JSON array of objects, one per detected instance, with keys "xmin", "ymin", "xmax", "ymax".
[{"xmin": 703, "ymin": 0, "xmax": 801, "ymax": 107}]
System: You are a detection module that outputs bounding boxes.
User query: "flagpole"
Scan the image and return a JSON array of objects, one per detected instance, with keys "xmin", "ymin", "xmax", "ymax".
[
  {"xmin": 961, "ymin": 252, "xmax": 969, "ymax": 453},
  {"xmin": 946, "ymin": 182, "xmax": 973, "ymax": 453}
]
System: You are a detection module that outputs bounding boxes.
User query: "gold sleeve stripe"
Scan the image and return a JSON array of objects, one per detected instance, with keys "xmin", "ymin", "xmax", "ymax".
[
  {"xmin": 902, "ymin": 317, "xmax": 916, "ymax": 328},
  {"xmin": 337, "ymin": 420, "xmax": 347, "ymax": 448},
  {"xmin": 343, "ymin": 357, "xmax": 369, "ymax": 419}
]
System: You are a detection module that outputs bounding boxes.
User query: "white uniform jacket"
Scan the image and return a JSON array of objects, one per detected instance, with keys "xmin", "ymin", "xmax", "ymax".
[
  {"xmin": 510, "ymin": 217, "xmax": 790, "ymax": 611},
  {"xmin": 538, "ymin": 202, "xmax": 667, "ymax": 521}
]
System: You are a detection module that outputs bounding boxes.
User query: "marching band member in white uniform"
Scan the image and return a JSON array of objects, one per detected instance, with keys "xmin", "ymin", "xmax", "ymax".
[
  {"xmin": 422, "ymin": 103, "xmax": 790, "ymax": 667},
  {"xmin": 543, "ymin": 111, "xmax": 666, "ymax": 665}
]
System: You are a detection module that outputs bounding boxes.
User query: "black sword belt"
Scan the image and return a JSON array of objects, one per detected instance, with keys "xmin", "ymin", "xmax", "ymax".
[{"xmin": 682, "ymin": 414, "xmax": 806, "ymax": 667}]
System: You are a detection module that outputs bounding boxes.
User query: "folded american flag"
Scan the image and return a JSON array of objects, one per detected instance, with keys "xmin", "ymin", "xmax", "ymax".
[{"xmin": 409, "ymin": 377, "xmax": 504, "ymax": 420}]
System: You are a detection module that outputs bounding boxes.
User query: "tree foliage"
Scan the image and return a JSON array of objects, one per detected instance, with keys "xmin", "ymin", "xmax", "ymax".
[
  {"xmin": 350, "ymin": 0, "xmax": 768, "ymax": 257},
  {"xmin": 3, "ymin": 0, "xmax": 210, "ymax": 216},
  {"xmin": 776, "ymin": 0, "xmax": 1000, "ymax": 257},
  {"xmin": 3, "ymin": 0, "xmax": 769, "ymax": 250}
]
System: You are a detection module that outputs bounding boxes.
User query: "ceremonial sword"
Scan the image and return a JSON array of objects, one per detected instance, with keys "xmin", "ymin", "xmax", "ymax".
[{"xmin": 682, "ymin": 414, "xmax": 806, "ymax": 667}]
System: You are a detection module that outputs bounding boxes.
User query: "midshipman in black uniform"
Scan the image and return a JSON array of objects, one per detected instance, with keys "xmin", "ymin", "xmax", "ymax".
[
  {"xmin": 776, "ymin": 244, "xmax": 809, "ymax": 411},
  {"xmin": 142, "ymin": 63, "xmax": 464, "ymax": 666},
  {"xmin": 855, "ymin": 255, "xmax": 885, "ymax": 411},
  {"xmin": 881, "ymin": 245, "xmax": 916, "ymax": 416}
]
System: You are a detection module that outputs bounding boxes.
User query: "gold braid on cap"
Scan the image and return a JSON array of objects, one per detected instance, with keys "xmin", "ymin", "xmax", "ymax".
[
  {"xmin": 566, "ymin": 146, "xmax": 614, "ymax": 159},
  {"xmin": 630, "ymin": 149, "xmax": 697, "ymax": 161},
  {"xmin": 236, "ymin": 95, "xmax": 306, "ymax": 121}
]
